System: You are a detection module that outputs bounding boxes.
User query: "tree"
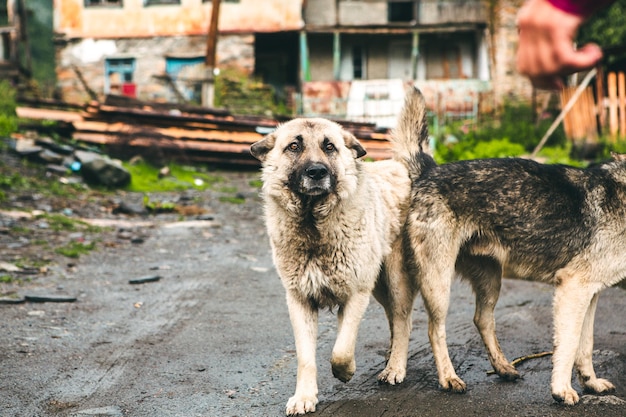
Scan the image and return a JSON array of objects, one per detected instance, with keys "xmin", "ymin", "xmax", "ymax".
[{"xmin": 578, "ymin": 0, "xmax": 626, "ymax": 53}]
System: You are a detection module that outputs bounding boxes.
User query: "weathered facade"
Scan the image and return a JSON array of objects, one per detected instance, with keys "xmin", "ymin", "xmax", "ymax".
[
  {"xmin": 1, "ymin": 0, "xmax": 24, "ymax": 82},
  {"xmin": 52, "ymin": 0, "xmax": 532, "ymax": 125},
  {"xmin": 54, "ymin": 0, "xmax": 302, "ymax": 103}
]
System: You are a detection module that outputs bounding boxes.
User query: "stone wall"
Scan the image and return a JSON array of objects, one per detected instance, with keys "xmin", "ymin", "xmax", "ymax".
[{"xmin": 55, "ymin": 34, "xmax": 253, "ymax": 104}]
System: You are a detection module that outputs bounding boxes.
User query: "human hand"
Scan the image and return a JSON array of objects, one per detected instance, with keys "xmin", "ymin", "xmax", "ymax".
[{"xmin": 516, "ymin": 0, "xmax": 603, "ymax": 90}]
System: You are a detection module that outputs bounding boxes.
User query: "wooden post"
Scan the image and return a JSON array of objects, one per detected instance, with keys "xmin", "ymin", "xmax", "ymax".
[
  {"xmin": 411, "ymin": 30, "xmax": 419, "ymax": 80},
  {"xmin": 532, "ymin": 68, "xmax": 597, "ymax": 158},
  {"xmin": 617, "ymin": 71, "xmax": 626, "ymax": 138},
  {"xmin": 596, "ymin": 64, "xmax": 605, "ymax": 134},
  {"xmin": 608, "ymin": 71, "xmax": 618, "ymax": 141},
  {"xmin": 202, "ymin": 0, "xmax": 221, "ymax": 108},
  {"xmin": 333, "ymin": 31, "xmax": 341, "ymax": 80}
]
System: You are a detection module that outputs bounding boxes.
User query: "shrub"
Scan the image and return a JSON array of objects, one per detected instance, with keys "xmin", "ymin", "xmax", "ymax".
[{"xmin": 0, "ymin": 80, "xmax": 17, "ymax": 136}]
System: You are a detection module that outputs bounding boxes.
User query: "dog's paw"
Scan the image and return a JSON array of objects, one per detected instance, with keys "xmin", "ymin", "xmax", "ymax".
[
  {"xmin": 286, "ymin": 394, "xmax": 318, "ymax": 415},
  {"xmin": 331, "ymin": 357, "xmax": 356, "ymax": 383},
  {"xmin": 583, "ymin": 378, "xmax": 616, "ymax": 394},
  {"xmin": 494, "ymin": 363, "xmax": 521, "ymax": 381},
  {"xmin": 442, "ymin": 377, "xmax": 467, "ymax": 393},
  {"xmin": 377, "ymin": 366, "xmax": 406, "ymax": 385},
  {"xmin": 552, "ymin": 387, "xmax": 580, "ymax": 405}
]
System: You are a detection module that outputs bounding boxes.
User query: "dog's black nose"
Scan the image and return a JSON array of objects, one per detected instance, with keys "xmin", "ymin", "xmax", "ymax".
[{"xmin": 306, "ymin": 163, "xmax": 328, "ymax": 180}]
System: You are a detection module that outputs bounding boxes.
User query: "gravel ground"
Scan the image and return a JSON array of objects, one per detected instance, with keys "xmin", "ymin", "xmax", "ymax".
[{"xmin": 2, "ymin": 149, "xmax": 626, "ymax": 417}]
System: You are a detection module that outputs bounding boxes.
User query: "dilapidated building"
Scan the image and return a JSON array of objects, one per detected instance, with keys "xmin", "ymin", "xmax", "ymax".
[{"xmin": 52, "ymin": 0, "xmax": 529, "ymax": 125}]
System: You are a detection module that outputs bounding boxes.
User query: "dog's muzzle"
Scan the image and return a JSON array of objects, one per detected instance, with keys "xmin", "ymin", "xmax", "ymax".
[{"xmin": 299, "ymin": 162, "xmax": 333, "ymax": 195}]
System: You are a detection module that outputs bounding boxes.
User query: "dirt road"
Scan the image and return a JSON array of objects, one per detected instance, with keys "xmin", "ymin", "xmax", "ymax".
[{"xmin": 2, "ymin": 170, "xmax": 626, "ymax": 417}]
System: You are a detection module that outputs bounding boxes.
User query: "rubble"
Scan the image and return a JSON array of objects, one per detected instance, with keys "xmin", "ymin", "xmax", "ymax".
[{"xmin": 15, "ymin": 95, "xmax": 394, "ymax": 167}]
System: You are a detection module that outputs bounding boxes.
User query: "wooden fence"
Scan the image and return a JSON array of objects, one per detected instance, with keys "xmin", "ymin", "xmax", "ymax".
[{"xmin": 561, "ymin": 71, "xmax": 626, "ymax": 142}]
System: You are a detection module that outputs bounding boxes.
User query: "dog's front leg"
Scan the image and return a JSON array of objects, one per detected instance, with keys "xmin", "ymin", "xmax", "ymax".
[
  {"xmin": 331, "ymin": 291, "xmax": 370, "ymax": 383},
  {"xmin": 575, "ymin": 292, "xmax": 615, "ymax": 395},
  {"xmin": 551, "ymin": 275, "xmax": 597, "ymax": 405},
  {"xmin": 285, "ymin": 291, "xmax": 319, "ymax": 415}
]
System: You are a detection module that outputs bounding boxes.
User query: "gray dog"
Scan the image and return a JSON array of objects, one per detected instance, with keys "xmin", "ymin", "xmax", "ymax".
[{"xmin": 404, "ymin": 127, "xmax": 626, "ymax": 404}]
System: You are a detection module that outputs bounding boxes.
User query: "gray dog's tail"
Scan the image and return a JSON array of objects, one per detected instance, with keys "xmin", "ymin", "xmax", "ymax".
[{"xmin": 390, "ymin": 87, "xmax": 436, "ymax": 180}]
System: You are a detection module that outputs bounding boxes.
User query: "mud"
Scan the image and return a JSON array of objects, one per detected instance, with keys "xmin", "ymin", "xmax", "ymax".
[{"xmin": 2, "ymin": 170, "xmax": 626, "ymax": 417}]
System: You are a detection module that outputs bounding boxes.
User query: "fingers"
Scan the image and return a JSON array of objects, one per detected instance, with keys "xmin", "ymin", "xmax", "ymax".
[{"xmin": 515, "ymin": 0, "xmax": 601, "ymax": 90}]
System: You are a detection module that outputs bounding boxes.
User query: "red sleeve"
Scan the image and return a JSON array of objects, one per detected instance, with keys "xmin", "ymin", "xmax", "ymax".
[{"xmin": 547, "ymin": 0, "xmax": 615, "ymax": 17}]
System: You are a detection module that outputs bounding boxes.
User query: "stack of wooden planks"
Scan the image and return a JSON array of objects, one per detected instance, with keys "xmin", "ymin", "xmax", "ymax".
[{"xmin": 16, "ymin": 95, "xmax": 394, "ymax": 166}]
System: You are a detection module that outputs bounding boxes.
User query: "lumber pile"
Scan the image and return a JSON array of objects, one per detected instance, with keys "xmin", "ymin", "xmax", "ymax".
[{"xmin": 16, "ymin": 95, "xmax": 393, "ymax": 166}]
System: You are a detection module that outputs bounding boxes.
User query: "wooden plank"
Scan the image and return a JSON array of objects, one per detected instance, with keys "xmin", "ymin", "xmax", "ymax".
[
  {"xmin": 16, "ymin": 107, "xmax": 84, "ymax": 122},
  {"xmin": 72, "ymin": 132, "xmax": 392, "ymax": 162},
  {"xmin": 609, "ymin": 71, "xmax": 618, "ymax": 140},
  {"xmin": 617, "ymin": 71, "xmax": 626, "ymax": 138}
]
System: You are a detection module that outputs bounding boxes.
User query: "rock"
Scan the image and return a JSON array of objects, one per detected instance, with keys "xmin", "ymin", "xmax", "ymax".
[
  {"xmin": 112, "ymin": 200, "xmax": 148, "ymax": 215},
  {"xmin": 24, "ymin": 295, "xmax": 78, "ymax": 303},
  {"xmin": 35, "ymin": 137, "xmax": 74, "ymax": 155},
  {"xmin": 74, "ymin": 150, "xmax": 131, "ymax": 187},
  {"xmin": 11, "ymin": 138, "xmax": 43, "ymax": 157},
  {"xmin": 71, "ymin": 406, "xmax": 124, "ymax": 416},
  {"xmin": 581, "ymin": 395, "xmax": 626, "ymax": 405},
  {"xmin": 128, "ymin": 275, "xmax": 161, "ymax": 284},
  {"xmin": 46, "ymin": 164, "xmax": 69, "ymax": 175},
  {"xmin": 38, "ymin": 149, "xmax": 65, "ymax": 164}
]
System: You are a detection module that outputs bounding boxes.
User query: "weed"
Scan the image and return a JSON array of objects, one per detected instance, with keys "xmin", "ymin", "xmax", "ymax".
[
  {"xmin": 219, "ymin": 196, "xmax": 245, "ymax": 204},
  {"xmin": 35, "ymin": 213, "xmax": 103, "ymax": 233},
  {"xmin": 143, "ymin": 195, "xmax": 177, "ymax": 213},
  {"xmin": 218, "ymin": 186, "xmax": 238, "ymax": 193},
  {"xmin": 55, "ymin": 241, "xmax": 96, "ymax": 258},
  {"xmin": 124, "ymin": 161, "xmax": 223, "ymax": 192},
  {"xmin": 0, "ymin": 275, "xmax": 13, "ymax": 284},
  {"xmin": 249, "ymin": 179, "xmax": 263, "ymax": 188}
]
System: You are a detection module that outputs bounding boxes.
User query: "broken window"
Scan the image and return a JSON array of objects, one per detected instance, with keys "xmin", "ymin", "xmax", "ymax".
[
  {"xmin": 105, "ymin": 57, "xmax": 136, "ymax": 97},
  {"xmin": 388, "ymin": 0, "xmax": 416, "ymax": 22},
  {"xmin": 84, "ymin": 0, "xmax": 123, "ymax": 7},
  {"xmin": 165, "ymin": 56, "xmax": 205, "ymax": 102}
]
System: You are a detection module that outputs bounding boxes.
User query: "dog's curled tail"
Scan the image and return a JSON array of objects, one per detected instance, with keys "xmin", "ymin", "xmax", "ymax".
[{"xmin": 391, "ymin": 87, "xmax": 436, "ymax": 179}]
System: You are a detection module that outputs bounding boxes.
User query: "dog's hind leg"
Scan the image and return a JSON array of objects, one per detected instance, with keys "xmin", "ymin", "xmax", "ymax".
[
  {"xmin": 285, "ymin": 291, "xmax": 319, "ymax": 415},
  {"xmin": 459, "ymin": 254, "xmax": 520, "ymax": 381},
  {"xmin": 374, "ymin": 249, "xmax": 418, "ymax": 385},
  {"xmin": 551, "ymin": 269, "xmax": 599, "ymax": 405},
  {"xmin": 331, "ymin": 291, "xmax": 370, "ymax": 383},
  {"xmin": 575, "ymin": 292, "xmax": 616, "ymax": 395}
]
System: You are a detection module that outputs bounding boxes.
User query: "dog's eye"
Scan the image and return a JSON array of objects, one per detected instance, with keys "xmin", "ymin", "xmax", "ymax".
[
  {"xmin": 287, "ymin": 142, "xmax": 300, "ymax": 152},
  {"xmin": 324, "ymin": 142, "xmax": 336, "ymax": 153}
]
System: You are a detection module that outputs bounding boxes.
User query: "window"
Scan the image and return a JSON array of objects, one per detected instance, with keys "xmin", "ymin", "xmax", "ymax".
[
  {"xmin": 105, "ymin": 58, "xmax": 136, "ymax": 96},
  {"xmin": 144, "ymin": 0, "xmax": 180, "ymax": 6},
  {"xmin": 165, "ymin": 56, "xmax": 205, "ymax": 101},
  {"xmin": 388, "ymin": 0, "xmax": 416, "ymax": 22},
  {"xmin": 352, "ymin": 46, "xmax": 366, "ymax": 79},
  {"xmin": 84, "ymin": 0, "xmax": 123, "ymax": 7}
]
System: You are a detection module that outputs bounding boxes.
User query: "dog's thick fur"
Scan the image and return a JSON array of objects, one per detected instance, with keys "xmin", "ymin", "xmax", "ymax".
[
  {"xmin": 405, "ymin": 133, "xmax": 626, "ymax": 404},
  {"xmin": 250, "ymin": 90, "xmax": 428, "ymax": 415}
]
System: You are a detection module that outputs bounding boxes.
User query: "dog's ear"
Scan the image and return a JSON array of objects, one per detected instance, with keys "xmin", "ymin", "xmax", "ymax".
[
  {"xmin": 250, "ymin": 133, "xmax": 277, "ymax": 162},
  {"xmin": 342, "ymin": 130, "xmax": 367, "ymax": 159},
  {"xmin": 611, "ymin": 152, "xmax": 626, "ymax": 162}
]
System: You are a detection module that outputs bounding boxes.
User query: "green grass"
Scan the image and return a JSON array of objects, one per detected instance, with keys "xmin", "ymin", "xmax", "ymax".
[
  {"xmin": 124, "ymin": 161, "xmax": 224, "ymax": 192},
  {"xmin": 249, "ymin": 179, "xmax": 263, "ymax": 188},
  {"xmin": 219, "ymin": 196, "xmax": 246, "ymax": 204},
  {"xmin": 55, "ymin": 241, "xmax": 96, "ymax": 258},
  {"xmin": 36, "ymin": 213, "xmax": 103, "ymax": 233}
]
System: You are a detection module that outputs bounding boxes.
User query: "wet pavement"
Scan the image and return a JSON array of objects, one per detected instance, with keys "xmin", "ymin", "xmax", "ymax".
[{"xmin": 1, "ymin": 170, "xmax": 626, "ymax": 417}]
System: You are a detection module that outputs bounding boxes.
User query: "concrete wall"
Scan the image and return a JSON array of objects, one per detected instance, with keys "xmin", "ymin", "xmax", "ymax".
[{"xmin": 55, "ymin": 0, "xmax": 303, "ymax": 39}]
